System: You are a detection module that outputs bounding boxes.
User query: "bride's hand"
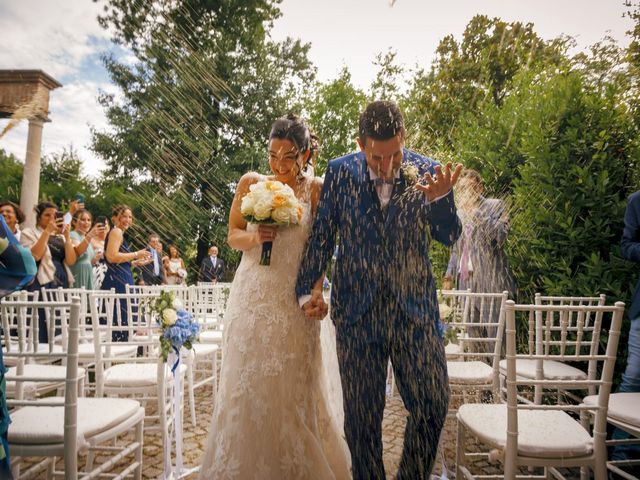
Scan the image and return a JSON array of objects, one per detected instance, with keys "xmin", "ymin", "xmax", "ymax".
[{"xmin": 256, "ymin": 225, "xmax": 278, "ymax": 244}]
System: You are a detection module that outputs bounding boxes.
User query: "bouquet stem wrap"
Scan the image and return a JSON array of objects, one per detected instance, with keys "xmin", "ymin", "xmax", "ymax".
[{"xmin": 260, "ymin": 241, "xmax": 273, "ymax": 266}]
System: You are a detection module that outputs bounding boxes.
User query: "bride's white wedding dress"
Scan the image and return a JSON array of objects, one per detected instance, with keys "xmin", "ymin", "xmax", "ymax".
[{"xmin": 198, "ymin": 186, "xmax": 351, "ymax": 479}]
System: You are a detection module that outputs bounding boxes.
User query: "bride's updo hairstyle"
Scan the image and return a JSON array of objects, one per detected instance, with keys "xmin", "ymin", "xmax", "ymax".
[{"xmin": 269, "ymin": 113, "xmax": 320, "ymax": 177}]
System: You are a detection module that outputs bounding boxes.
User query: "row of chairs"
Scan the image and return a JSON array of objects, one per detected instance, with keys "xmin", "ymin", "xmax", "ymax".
[
  {"xmin": 1, "ymin": 283, "xmax": 230, "ymax": 479},
  {"xmin": 434, "ymin": 290, "xmax": 638, "ymax": 479}
]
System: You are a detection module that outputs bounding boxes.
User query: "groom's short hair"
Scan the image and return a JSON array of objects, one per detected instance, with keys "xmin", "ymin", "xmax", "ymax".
[{"xmin": 358, "ymin": 100, "xmax": 405, "ymax": 145}]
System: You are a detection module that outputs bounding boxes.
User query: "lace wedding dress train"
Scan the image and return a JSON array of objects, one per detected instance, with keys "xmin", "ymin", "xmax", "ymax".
[{"xmin": 198, "ymin": 197, "xmax": 351, "ymax": 479}]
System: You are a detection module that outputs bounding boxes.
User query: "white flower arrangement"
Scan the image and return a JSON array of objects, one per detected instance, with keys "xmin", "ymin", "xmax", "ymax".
[
  {"xmin": 401, "ymin": 163, "xmax": 420, "ymax": 183},
  {"xmin": 240, "ymin": 180, "xmax": 304, "ymax": 265},
  {"xmin": 240, "ymin": 180, "xmax": 303, "ymax": 225}
]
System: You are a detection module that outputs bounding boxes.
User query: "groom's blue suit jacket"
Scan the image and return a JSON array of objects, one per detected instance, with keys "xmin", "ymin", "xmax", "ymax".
[{"xmin": 296, "ymin": 149, "xmax": 462, "ymax": 329}]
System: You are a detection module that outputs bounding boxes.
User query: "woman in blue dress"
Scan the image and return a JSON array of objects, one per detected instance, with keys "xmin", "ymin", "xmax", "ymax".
[{"xmin": 101, "ymin": 204, "xmax": 151, "ymax": 341}]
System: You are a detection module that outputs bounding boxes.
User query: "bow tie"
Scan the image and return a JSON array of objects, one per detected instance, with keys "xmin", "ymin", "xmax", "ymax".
[{"xmin": 372, "ymin": 178, "xmax": 394, "ymax": 187}]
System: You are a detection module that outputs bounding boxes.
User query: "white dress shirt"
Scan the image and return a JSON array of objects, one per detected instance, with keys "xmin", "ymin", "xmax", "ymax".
[{"xmin": 152, "ymin": 248, "xmax": 160, "ymax": 276}]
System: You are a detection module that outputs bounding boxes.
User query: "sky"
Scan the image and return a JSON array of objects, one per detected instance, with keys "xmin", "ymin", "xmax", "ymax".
[{"xmin": 0, "ymin": 0, "xmax": 633, "ymax": 178}]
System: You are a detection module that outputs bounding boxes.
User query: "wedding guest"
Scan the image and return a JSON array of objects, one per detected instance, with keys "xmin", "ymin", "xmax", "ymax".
[
  {"xmin": 0, "ymin": 215, "xmax": 36, "ymax": 297},
  {"xmin": 612, "ymin": 189, "xmax": 640, "ymax": 466},
  {"xmin": 69, "ymin": 209, "xmax": 104, "ymax": 290},
  {"xmin": 102, "ymin": 204, "xmax": 152, "ymax": 341},
  {"xmin": 135, "ymin": 233, "xmax": 166, "ymax": 285},
  {"xmin": 0, "ymin": 201, "xmax": 25, "ymax": 241},
  {"xmin": 166, "ymin": 245, "xmax": 187, "ymax": 285},
  {"xmin": 444, "ymin": 169, "xmax": 515, "ymax": 293},
  {"xmin": 198, "ymin": 245, "xmax": 224, "ymax": 282},
  {"xmin": 21, "ymin": 202, "xmax": 77, "ymax": 342},
  {"xmin": 91, "ymin": 216, "xmax": 110, "ymax": 289},
  {"xmin": 444, "ymin": 169, "xmax": 516, "ymax": 348}
]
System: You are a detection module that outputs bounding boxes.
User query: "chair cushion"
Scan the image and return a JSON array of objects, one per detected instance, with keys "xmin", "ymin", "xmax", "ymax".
[
  {"xmin": 192, "ymin": 343, "xmax": 219, "ymax": 356},
  {"xmin": 584, "ymin": 393, "xmax": 640, "ymax": 428},
  {"xmin": 199, "ymin": 330, "xmax": 223, "ymax": 344},
  {"xmin": 445, "ymin": 343, "xmax": 462, "ymax": 357},
  {"xmin": 447, "ymin": 361, "xmax": 494, "ymax": 385},
  {"xmin": 457, "ymin": 403, "xmax": 593, "ymax": 458},
  {"xmin": 103, "ymin": 362, "xmax": 187, "ymax": 387},
  {"xmin": 8, "ymin": 397, "xmax": 141, "ymax": 451},
  {"xmin": 77, "ymin": 343, "xmax": 137, "ymax": 359},
  {"xmin": 499, "ymin": 359, "xmax": 587, "ymax": 380},
  {"xmin": 6, "ymin": 364, "xmax": 86, "ymax": 396}
]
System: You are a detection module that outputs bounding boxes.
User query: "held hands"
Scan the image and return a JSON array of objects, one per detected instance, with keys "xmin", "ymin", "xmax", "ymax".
[
  {"xmin": 302, "ymin": 291, "xmax": 328, "ymax": 321},
  {"xmin": 416, "ymin": 163, "xmax": 463, "ymax": 202}
]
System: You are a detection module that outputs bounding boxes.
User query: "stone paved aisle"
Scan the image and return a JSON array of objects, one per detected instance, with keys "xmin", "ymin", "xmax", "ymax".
[
  {"xmin": 74, "ymin": 387, "xmax": 577, "ymax": 479},
  {"xmin": 135, "ymin": 390, "xmax": 464, "ymax": 479}
]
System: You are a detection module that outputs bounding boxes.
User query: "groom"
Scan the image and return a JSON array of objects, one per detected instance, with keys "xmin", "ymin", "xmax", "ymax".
[{"xmin": 296, "ymin": 100, "xmax": 462, "ymax": 479}]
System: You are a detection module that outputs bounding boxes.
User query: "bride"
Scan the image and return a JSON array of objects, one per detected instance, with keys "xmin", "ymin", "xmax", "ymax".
[{"xmin": 198, "ymin": 114, "xmax": 351, "ymax": 479}]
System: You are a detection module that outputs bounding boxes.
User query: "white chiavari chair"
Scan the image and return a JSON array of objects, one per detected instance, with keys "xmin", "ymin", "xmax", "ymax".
[
  {"xmin": 5, "ymin": 296, "xmax": 145, "ymax": 480},
  {"xmin": 1, "ymin": 292, "xmax": 85, "ymax": 400},
  {"xmin": 456, "ymin": 301, "xmax": 625, "ymax": 480},
  {"xmin": 499, "ymin": 294, "xmax": 607, "ymax": 405},
  {"xmin": 440, "ymin": 290, "xmax": 509, "ymax": 415}
]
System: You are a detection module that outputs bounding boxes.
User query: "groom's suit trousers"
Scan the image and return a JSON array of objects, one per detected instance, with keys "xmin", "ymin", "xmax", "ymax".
[{"xmin": 335, "ymin": 289, "xmax": 449, "ymax": 480}]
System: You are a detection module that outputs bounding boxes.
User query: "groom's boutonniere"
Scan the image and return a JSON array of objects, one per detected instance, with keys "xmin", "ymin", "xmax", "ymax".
[{"xmin": 401, "ymin": 163, "xmax": 419, "ymax": 184}]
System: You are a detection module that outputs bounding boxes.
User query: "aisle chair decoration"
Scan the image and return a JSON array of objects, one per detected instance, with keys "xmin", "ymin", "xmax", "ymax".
[{"xmin": 151, "ymin": 291, "xmax": 200, "ymax": 479}]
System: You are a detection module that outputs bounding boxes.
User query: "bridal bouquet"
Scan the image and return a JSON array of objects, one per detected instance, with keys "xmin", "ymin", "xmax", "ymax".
[
  {"xmin": 240, "ymin": 179, "xmax": 304, "ymax": 265},
  {"xmin": 151, "ymin": 291, "xmax": 200, "ymax": 362}
]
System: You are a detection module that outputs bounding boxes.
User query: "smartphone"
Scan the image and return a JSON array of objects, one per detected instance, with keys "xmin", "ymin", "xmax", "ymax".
[
  {"xmin": 55, "ymin": 212, "xmax": 64, "ymax": 221},
  {"xmin": 73, "ymin": 193, "xmax": 85, "ymax": 204}
]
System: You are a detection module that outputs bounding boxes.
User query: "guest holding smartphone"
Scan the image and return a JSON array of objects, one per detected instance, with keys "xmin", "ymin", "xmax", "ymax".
[
  {"xmin": 20, "ymin": 201, "xmax": 77, "ymax": 342},
  {"xmin": 92, "ymin": 215, "xmax": 110, "ymax": 289},
  {"xmin": 69, "ymin": 209, "xmax": 104, "ymax": 290}
]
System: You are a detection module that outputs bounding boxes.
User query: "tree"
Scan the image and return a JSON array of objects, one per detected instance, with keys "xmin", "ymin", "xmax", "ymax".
[
  {"xmin": 304, "ymin": 67, "xmax": 367, "ymax": 173},
  {"xmin": 370, "ymin": 49, "xmax": 404, "ymax": 102},
  {"xmin": 402, "ymin": 15, "xmax": 569, "ymax": 151},
  {"xmin": 0, "ymin": 149, "xmax": 23, "ymax": 203},
  {"xmin": 39, "ymin": 148, "xmax": 97, "ymax": 209},
  {"xmin": 92, "ymin": 0, "xmax": 315, "ymax": 277},
  {"xmin": 0, "ymin": 147, "xmax": 97, "ymax": 212}
]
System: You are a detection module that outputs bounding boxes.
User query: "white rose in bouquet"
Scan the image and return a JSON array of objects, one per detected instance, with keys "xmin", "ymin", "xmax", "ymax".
[
  {"xmin": 172, "ymin": 298, "xmax": 184, "ymax": 310},
  {"xmin": 271, "ymin": 206, "xmax": 291, "ymax": 224},
  {"xmin": 253, "ymin": 198, "xmax": 273, "ymax": 221},
  {"xmin": 162, "ymin": 308, "xmax": 178, "ymax": 326},
  {"xmin": 240, "ymin": 193, "xmax": 256, "ymax": 216}
]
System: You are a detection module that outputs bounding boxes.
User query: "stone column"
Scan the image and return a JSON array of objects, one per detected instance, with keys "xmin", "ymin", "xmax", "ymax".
[{"xmin": 19, "ymin": 118, "xmax": 44, "ymax": 228}]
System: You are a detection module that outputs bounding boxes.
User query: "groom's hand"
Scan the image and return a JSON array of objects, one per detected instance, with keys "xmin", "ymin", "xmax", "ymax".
[
  {"xmin": 416, "ymin": 162, "xmax": 463, "ymax": 202},
  {"xmin": 302, "ymin": 291, "xmax": 328, "ymax": 320}
]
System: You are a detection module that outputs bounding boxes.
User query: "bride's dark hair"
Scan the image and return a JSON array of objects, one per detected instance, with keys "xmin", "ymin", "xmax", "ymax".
[{"xmin": 269, "ymin": 113, "xmax": 319, "ymax": 176}]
